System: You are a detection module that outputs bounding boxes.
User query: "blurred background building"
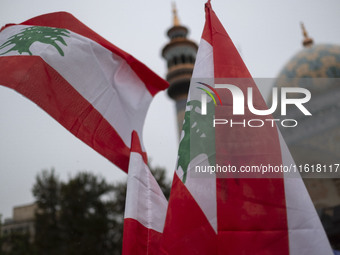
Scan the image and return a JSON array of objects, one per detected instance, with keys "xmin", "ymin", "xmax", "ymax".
[
  {"xmin": 1, "ymin": 204, "xmax": 36, "ymax": 240},
  {"xmin": 162, "ymin": 3, "xmax": 198, "ymax": 136},
  {"xmin": 1, "ymin": 203, "xmax": 36, "ymax": 252}
]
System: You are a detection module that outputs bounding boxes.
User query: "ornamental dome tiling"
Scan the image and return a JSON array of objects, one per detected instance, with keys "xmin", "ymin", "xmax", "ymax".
[{"xmin": 275, "ymin": 23, "xmax": 340, "ymax": 93}]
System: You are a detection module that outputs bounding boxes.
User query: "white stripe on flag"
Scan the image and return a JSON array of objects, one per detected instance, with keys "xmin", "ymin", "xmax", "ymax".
[
  {"xmin": 177, "ymin": 38, "xmax": 217, "ymax": 233},
  {"xmin": 0, "ymin": 25, "xmax": 152, "ymax": 149},
  {"xmin": 278, "ymin": 131, "xmax": 333, "ymax": 255},
  {"xmin": 124, "ymin": 151, "xmax": 167, "ymax": 232}
]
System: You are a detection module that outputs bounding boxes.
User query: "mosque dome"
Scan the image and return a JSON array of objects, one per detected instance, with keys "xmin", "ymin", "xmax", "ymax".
[
  {"xmin": 275, "ymin": 24, "xmax": 340, "ymax": 93},
  {"xmin": 278, "ymin": 44, "xmax": 340, "ymax": 79}
]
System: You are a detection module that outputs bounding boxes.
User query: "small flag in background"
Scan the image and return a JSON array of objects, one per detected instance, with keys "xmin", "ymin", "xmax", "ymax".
[
  {"xmin": 123, "ymin": 131, "xmax": 167, "ymax": 255},
  {"xmin": 0, "ymin": 12, "xmax": 168, "ymax": 172},
  {"xmin": 160, "ymin": 1, "xmax": 333, "ymax": 254}
]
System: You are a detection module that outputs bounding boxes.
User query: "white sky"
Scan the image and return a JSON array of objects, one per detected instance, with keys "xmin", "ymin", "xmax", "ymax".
[{"xmin": 0, "ymin": 0, "xmax": 339, "ymax": 220}]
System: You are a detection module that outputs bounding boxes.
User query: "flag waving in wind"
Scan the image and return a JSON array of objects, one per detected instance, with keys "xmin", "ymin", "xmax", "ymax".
[
  {"xmin": 123, "ymin": 131, "xmax": 167, "ymax": 255},
  {"xmin": 160, "ymin": 1, "xmax": 333, "ymax": 254},
  {"xmin": 0, "ymin": 12, "xmax": 168, "ymax": 172}
]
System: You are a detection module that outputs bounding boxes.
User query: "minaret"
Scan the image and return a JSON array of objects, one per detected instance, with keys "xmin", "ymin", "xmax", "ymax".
[{"xmin": 162, "ymin": 3, "xmax": 198, "ymax": 135}]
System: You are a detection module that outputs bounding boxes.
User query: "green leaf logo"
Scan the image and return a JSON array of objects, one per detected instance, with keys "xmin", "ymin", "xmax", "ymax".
[
  {"xmin": 177, "ymin": 99, "xmax": 216, "ymax": 183},
  {"xmin": 0, "ymin": 26, "xmax": 70, "ymax": 56}
]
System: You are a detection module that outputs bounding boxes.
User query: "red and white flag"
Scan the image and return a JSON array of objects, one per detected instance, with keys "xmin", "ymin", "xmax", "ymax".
[
  {"xmin": 160, "ymin": 1, "xmax": 332, "ymax": 254},
  {"xmin": 0, "ymin": 12, "xmax": 168, "ymax": 172},
  {"xmin": 123, "ymin": 131, "xmax": 167, "ymax": 254}
]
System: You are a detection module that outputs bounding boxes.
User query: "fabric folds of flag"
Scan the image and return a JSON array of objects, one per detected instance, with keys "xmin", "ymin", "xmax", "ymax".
[
  {"xmin": 160, "ymin": 1, "xmax": 333, "ymax": 255},
  {"xmin": 123, "ymin": 131, "xmax": 167, "ymax": 255},
  {"xmin": 0, "ymin": 12, "xmax": 168, "ymax": 172}
]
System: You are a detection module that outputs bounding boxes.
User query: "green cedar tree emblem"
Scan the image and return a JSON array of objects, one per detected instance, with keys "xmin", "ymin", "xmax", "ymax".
[
  {"xmin": 177, "ymin": 99, "xmax": 216, "ymax": 183},
  {"xmin": 0, "ymin": 26, "xmax": 70, "ymax": 56}
]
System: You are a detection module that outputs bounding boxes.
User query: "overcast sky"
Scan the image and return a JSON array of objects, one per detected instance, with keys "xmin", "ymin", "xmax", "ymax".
[{"xmin": 0, "ymin": 0, "xmax": 339, "ymax": 220}]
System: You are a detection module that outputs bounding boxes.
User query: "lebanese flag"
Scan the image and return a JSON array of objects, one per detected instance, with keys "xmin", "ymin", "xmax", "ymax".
[
  {"xmin": 160, "ymin": 1, "xmax": 332, "ymax": 254},
  {"xmin": 0, "ymin": 12, "xmax": 168, "ymax": 172},
  {"xmin": 123, "ymin": 131, "xmax": 168, "ymax": 254}
]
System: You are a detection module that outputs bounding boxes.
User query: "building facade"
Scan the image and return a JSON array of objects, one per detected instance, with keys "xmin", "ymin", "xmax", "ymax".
[
  {"xmin": 1, "ymin": 203, "xmax": 36, "ymax": 244},
  {"xmin": 0, "ymin": 203, "xmax": 37, "ymax": 253}
]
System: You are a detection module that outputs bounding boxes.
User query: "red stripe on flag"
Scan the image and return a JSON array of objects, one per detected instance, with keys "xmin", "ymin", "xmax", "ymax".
[
  {"xmin": 160, "ymin": 173, "xmax": 217, "ymax": 255},
  {"xmin": 123, "ymin": 218, "xmax": 162, "ymax": 255},
  {"xmin": 214, "ymin": 99, "xmax": 289, "ymax": 254},
  {"xmin": 6, "ymin": 11, "xmax": 168, "ymax": 96},
  {"xmin": 204, "ymin": 2, "xmax": 290, "ymax": 254},
  {"xmin": 0, "ymin": 55, "xmax": 130, "ymax": 172},
  {"xmin": 204, "ymin": 2, "xmax": 251, "ymax": 79},
  {"xmin": 130, "ymin": 131, "xmax": 148, "ymax": 164}
]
